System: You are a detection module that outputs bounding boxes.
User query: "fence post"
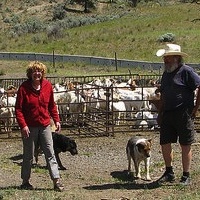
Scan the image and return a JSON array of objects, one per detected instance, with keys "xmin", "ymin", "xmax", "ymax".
[
  {"xmin": 52, "ymin": 49, "xmax": 55, "ymax": 68},
  {"xmin": 115, "ymin": 52, "xmax": 118, "ymax": 71},
  {"xmin": 104, "ymin": 87, "xmax": 113, "ymax": 136}
]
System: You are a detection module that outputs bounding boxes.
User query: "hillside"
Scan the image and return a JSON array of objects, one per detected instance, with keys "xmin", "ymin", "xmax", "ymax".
[{"xmin": 0, "ymin": 0, "xmax": 199, "ymax": 77}]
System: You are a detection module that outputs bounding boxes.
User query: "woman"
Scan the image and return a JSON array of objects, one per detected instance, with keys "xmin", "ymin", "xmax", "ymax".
[{"xmin": 15, "ymin": 61, "xmax": 64, "ymax": 191}]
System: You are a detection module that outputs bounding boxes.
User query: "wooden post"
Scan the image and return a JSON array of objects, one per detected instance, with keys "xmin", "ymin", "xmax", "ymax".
[
  {"xmin": 115, "ymin": 52, "xmax": 118, "ymax": 71},
  {"xmin": 52, "ymin": 49, "xmax": 55, "ymax": 68}
]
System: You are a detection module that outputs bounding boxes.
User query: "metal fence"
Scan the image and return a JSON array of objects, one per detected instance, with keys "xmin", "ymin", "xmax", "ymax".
[
  {"xmin": 0, "ymin": 73, "xmax": 161, "ymax": 88},
  {"xmin": 1, "ymin": 74, "xmax": 200, "ymax": 138}
]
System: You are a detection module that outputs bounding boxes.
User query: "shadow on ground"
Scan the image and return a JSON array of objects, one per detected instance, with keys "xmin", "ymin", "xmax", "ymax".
[
  {"xmin": 9, "ymin": 154, "xmax": 48, "ymax": 169},
  {"xmin": 83, "ymin": 170, "xmax": 161, "ymax": 190}
]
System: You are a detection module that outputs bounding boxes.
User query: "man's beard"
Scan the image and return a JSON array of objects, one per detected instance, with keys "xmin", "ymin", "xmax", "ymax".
[{"xmin": 164, "ymin": 63, "xmax": 179, "ymax": 73}]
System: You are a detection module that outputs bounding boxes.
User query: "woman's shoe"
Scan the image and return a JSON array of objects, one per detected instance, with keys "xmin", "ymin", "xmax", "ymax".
[{"xmin": 54, "ymin": 182, "xmax": 64, "ymax": 192}]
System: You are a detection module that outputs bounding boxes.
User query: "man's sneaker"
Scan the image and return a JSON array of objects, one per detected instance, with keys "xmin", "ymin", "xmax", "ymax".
[
  {"xmin": 180, "ymin": 176, "xmax": 191, "ymax": 186},
  {"xmin": 157, "ymin": 171, "xmax": 175, "ymax": 184},
  {"xmin": 20, "ymin": 182, "xmax": 34, "ymax": 190},
  {"xmin": 54, "ymin": 182, "xmax": 64, "ymax": 192}
]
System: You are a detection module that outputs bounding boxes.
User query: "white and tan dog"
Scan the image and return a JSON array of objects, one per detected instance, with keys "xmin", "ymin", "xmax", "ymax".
[{"xmin": 126, "ymin": 136, "xmax": 152, "ymax": 181}]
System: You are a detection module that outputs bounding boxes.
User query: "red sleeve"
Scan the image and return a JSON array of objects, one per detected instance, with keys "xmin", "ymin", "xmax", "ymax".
[
  {"xmin": 15, "ymin": 85, "xmax": 27, "ymax": 129},
  {"xmin": 48, "ymin": 84, "xmax": 60, "ymax": 124}
]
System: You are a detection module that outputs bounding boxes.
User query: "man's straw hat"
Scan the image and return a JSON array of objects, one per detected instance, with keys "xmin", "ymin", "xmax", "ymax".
[{"xmin": 156, "ymin": 43, "xmax": 188, "ymax": 57}]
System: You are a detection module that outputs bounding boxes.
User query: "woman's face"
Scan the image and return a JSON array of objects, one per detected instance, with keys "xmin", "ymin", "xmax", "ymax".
[{"xmin": 31, "ymin": 69, "xmax": 43, "ymax": 81}]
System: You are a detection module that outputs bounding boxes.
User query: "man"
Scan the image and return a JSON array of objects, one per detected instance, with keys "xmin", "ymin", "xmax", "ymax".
[{"xmin": 156, "ymin": 43, "xmax": 200, "ymax": 185}]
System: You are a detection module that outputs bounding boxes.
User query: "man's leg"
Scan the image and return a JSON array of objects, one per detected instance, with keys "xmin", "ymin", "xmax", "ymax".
[
  {"xmin": 180, "ymin": 144, "xmax": 192, "ymax": 185},
  {"xmin": 181, "ymin": 144, "xmax": 192, "ymax": 172},
  {"xmin": 161, "ymin": 143, "xmax": 173, "ymax": 167},
  {"xmin": 157, "ymin": 143, "xmax": 175, "ymax": 183}
]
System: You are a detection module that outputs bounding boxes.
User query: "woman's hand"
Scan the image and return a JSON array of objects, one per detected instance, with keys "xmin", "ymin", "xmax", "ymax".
[
  {"xmin": 55, "ymin": 122, "xmax": 61, "ymax": 133},
  {"xmin": 21, "ymin": 126, "xmax": 30, "ymax": 138}
]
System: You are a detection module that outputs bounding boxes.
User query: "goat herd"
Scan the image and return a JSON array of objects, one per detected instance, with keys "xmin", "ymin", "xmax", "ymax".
[{"xmin": 0, "ymin": 75, "xmax": 162, "ymax": 138}]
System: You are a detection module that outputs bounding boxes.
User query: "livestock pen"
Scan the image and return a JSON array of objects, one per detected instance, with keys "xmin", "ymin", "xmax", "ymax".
[{"xmin": 0, "ymin": 74, "xmax": 199, "ymax": 138}]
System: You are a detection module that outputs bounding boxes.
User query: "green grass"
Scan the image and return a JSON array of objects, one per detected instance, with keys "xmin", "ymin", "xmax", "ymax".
[
  {"xmin": 0, "ymin": 59, "xmax": 157, "ymax": 77},
  {"xmin": 165, "ymin": 188, "xmax": 200, "ymax": 200},
  {"xmin": 0, "ymin": 2, "xmax": 200, "ymax": 66},
  {"xmin": 0, "ymin": 2, "xmax": 200, "ymax": 78}
]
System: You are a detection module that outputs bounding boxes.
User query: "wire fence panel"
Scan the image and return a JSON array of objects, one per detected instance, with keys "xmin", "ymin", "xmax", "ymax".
[{"xmin": 1, "ymin": 74, "xmax": 200, "ymax": 138}]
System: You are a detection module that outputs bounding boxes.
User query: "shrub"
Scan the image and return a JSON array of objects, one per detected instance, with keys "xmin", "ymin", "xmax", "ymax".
[
  {"xmin": 0, "ymin": 69, "xmax": 5, "ymax": 76},
  {"xmin": 157, "ymin": 33, "xmax": 176, "ymax": 43},
  {"xmin": 46, "ymin": 24, "xmax": 64, "ymax": 39},
  {"xmin": 3, "ymin": 14, "xmax": 21, "ymax": 24},
  {"xmin": 9, "ymin": 17, "xmax": 45, "ymax": 37},
  {"xmin": 23, "ymin": 18, "xmax": 44, "ymax": 33},
  {"xmin": 52, "ymin": 4, "xmax": 66, "ymax": 20},
  {"xmin": 32, "ymin": 35, "xmax": 41, "ymax": 43},
  {"xmin": 8, "ymin": 7, "xmax": 129, "ymax": 37}
]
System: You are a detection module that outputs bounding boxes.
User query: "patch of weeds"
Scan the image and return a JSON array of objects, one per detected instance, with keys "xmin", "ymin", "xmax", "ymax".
[
  {"xmin": 0, "ymin": 192, "xmax": 3, "ymax": 200},
  {"xmin": 0, "ymin": 69, "xmax": 5, "ymax": 76},
  {"xmin": 33, "ymin": 166, "xmax": 48, "ymax": 175},
  {"xmin": 192, "ymin": 167, "xmax": 200, "ymax": 177},
  {"xmin": 0, "ymin": 189, "xmax": 16, "ymax": 200},
  {"xmin": 165, "ymin": 189, "xmax": 200, "ymax": 200},
  {"xmin": 81, "ymin": 152, "xmax": 93, "ymax": 157},
  {"xmin": 152, "ymin": 161, "xmax": 164, "ymax": 168},
  {"xmin": 89, "ymin": 175, "xmax": 108, "ymax": 184}
]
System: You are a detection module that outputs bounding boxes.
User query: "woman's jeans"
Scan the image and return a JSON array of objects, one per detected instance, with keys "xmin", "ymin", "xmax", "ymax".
[{"xmin": 21, "ymin": 125, "xmax": 60, "ymax": 182}]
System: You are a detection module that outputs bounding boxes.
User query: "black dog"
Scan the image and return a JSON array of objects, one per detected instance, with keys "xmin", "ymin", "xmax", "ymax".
[{"xmin": 35, "ymin": 132, "xmax": 78, "ymax": 170}]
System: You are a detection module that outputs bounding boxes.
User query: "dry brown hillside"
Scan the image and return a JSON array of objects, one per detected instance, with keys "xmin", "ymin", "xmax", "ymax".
[
  {"xmin": 0, "ymin": 0, "xmax": 110, "ymax": 29},
  {"xmin": 0, "ymin": 0, "xmax": 63, "ymax": 29}
]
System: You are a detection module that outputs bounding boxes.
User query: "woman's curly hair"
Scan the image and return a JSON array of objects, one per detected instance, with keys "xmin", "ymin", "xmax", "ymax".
[{"xmin": 26, "ymin": 61, "xmax": 47, "ymax": 80}]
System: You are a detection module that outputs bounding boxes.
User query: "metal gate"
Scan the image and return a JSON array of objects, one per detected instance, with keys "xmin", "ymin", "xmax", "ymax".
[{"xmin": 1, "ymin": 74, "xmax": 199, "ymax": 137}]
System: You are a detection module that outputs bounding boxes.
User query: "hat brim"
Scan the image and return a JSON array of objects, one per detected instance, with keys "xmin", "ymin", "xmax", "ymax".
[{"xmin": 156, "ymin": 49, "xmax": 188, "ymax": 57}]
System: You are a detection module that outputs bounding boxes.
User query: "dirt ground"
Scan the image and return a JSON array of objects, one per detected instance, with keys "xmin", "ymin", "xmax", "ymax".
[{"xmin": 1, "ymin": 129, "xmax": 200, "ymax": 200}]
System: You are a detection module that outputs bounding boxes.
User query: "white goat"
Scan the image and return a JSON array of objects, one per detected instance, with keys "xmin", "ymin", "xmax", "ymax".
[
  {"xmin": 134, "ymin": 111, "xmax": 158, "ymax": 129},
  {"xmin": 110, "ymin": 101, "xmax": 126, "ymax": 125},
  {"xmin": 59, "ymin": 91, "xmax": 86, "ymax": 125},
  {"xmin": 0, "ymin": 95, "xmax": 16, "ymax": 107},
  {"xmin": 0, "ymin": 107, "xmax": 14, "ymax": 137}
]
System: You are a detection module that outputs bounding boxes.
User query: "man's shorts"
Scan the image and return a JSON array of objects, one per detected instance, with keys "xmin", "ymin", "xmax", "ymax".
[{"xmin": 160, "ymin": 107, "xmax": 195, "ymax": 145}]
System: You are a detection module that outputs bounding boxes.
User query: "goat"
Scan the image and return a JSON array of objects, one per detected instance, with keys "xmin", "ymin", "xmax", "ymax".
[
  {"xmin": 0, "ymin": 107, "xmax": 14, "ymax": 137},
  {"xmin": 134, "ymin": 111, "xmax": 158, "ymax": 130},
  {"xmin": 110, "ymin": 101, "xmax": 126, "ymax": 125}
]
